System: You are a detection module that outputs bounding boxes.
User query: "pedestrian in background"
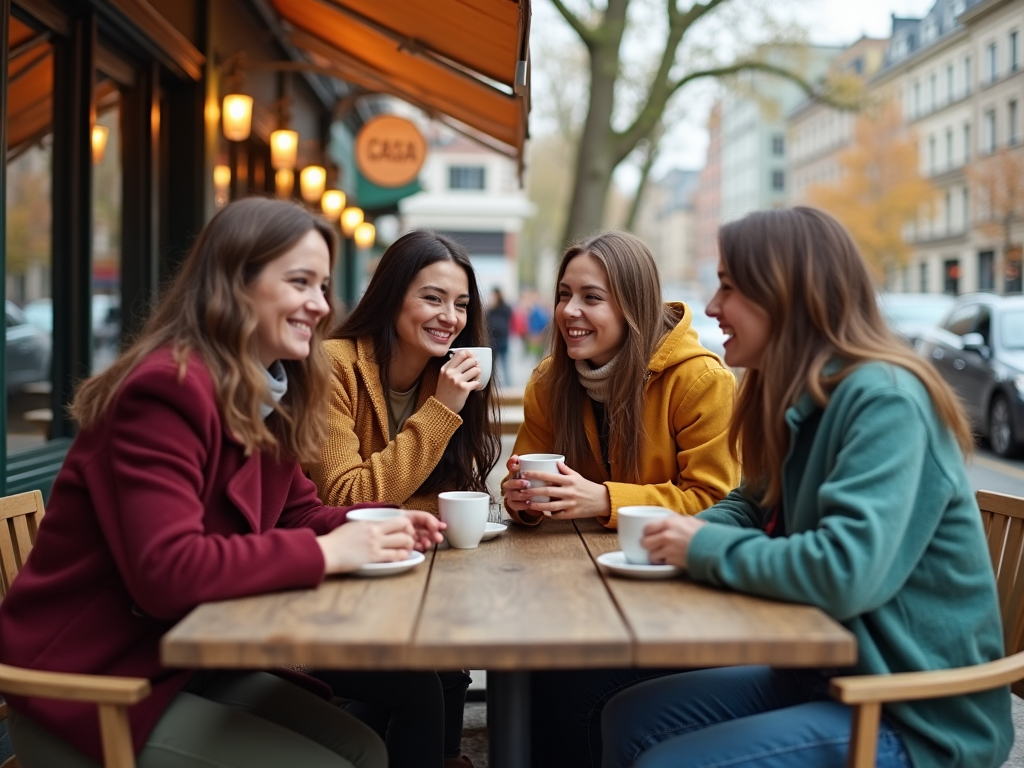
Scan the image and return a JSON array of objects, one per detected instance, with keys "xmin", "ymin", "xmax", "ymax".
[{"xmin": 487, "ymin": 287, "xmax": 512, "ymax": 385}]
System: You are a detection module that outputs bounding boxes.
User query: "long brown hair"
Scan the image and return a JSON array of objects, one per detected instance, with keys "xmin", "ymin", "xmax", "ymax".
[
  {"xmin": 333, "ymin": 230, "xmax": 499, "ymax": 495},
  {"xmin": 720, "ymin": 206, "xmax": 973, "ymax": 507},
  {"xmin": 545, "ymin": 231, "xmax": 676, "ymax": 482},
  {"xmin": 73, "ymin": 197, "xmax": 337, "ymax": 464}
]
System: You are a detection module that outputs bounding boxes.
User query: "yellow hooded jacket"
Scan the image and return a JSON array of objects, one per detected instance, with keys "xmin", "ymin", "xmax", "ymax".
[{"xmin": 506, "ymin": 302, "xmax": 740, "ymax": 528}]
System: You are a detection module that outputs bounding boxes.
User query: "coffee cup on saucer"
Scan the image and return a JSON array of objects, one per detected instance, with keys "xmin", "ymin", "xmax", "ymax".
[
  {"xmin": 346, "ymin": 508, "xmax": 403, "ymax": 522},
  {"xmin": 447, "ymin": 347, "xmax": 493, "ymax": 388},
  {"xmin": 438, "ymin": 491, "xmax": 490, "ymax": 549},
  {"xmin": 617, "ymin": 506, "xmax": 673, "ymax": 565}
]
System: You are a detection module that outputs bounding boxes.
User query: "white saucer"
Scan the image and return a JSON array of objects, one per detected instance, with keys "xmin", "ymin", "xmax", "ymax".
[
  {"xmin": 596, "ymin": 551, "xmax": 681, "ymax": 580},
  {"xmin": 480, "ymin": 522, "xmax": 507, "ymax": 541},
  {"xmin": 353, "ymin": 550, "xmax": 425, "ymax": 578}
]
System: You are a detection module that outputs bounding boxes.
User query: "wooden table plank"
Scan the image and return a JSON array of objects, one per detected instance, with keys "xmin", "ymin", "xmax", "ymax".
[
  {"xmin": 161, "ymin": 550, "xmax": 435, "ymax": 670},
  {"xmin": 411, "ymin": 521, "xmax": 632, "ymax": 669},
  {"xmin": 575, "ymin": 519, "xmax": 858, "ymax": 668}
]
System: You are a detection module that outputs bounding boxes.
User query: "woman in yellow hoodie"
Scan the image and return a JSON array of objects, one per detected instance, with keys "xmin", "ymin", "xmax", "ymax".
[{"xmin": 501, "ymin": 230, "xmax": 740, "ymax": 768}]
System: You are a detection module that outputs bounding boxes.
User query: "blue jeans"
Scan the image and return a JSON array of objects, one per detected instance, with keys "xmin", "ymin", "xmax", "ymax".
[{"xmin": 601, "ymin": 667, "xmax": 911, "ymax": 768}]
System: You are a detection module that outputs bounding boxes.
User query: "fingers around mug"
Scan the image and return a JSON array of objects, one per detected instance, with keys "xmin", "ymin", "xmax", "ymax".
[{"xmin": 521, "ymin": 470, "xmax": 562, "ymax": 486}]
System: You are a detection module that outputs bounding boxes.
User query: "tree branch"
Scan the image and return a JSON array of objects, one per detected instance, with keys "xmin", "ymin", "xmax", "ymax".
[
  {"xmin": 550, "ymin": 0, "xmax": 598, "ymax": 47},
  {"xmin": 675, "ymin": 0, "xmax": 730, "ymax": 31}
]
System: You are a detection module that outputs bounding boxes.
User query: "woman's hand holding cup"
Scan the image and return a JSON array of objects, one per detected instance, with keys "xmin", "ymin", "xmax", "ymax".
[
  {"xmin": 316, "ymin": 516, "xmax": 415, "ymax": 575},
  {"xmin": 503, "ymin": 453, "xmax": 612, "ymax": 519},
  {"xmin": 435, "ymin": 349, "xmax": 482, "ymax": 414}
]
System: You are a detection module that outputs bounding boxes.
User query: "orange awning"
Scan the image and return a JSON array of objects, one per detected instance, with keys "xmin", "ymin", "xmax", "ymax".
[
  {"xmin": 7, "ymin": 17, "xmax": 53, "ymax": 155},
  {"xmin": 270, "ymin": 0, "xmax": 531, "ymax": 157}
]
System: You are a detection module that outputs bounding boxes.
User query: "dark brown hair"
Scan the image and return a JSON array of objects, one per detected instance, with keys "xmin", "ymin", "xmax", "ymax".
[
  {"xmin": 544, "ymin": 231, "xmax": 676, "ymax": 482},
  {"xmin": 333, "ymin": 230, "xmax": 499, "ymax": 494},
  {"xmin": 73, "ymin": 197, "xmax": 337, "ymax": 464},
  {"xmin": 719, "ymin": 206, "xmax": 973, "ymax": 507}
]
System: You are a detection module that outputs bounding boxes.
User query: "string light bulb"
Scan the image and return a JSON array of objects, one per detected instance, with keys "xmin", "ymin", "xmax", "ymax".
[{"xmin": 341, "ymin": 206, "xmax": 364, "ymax": 237}]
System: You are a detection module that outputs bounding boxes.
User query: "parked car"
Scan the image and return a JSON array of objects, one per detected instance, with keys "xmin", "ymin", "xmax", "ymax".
[
  {"xmin": 5, "ymin": 301, "xmax": 51, "ymax": 393},
  {"xmin": 23, "ymin": 295, "xmax": 120, "ymax": 351},
  {"xmin": 916, "ymin": 293, "xmax": 1024, "ymax": 457},
  {"xmin": 878, "ymin": 292, "xmax": 956, "ymax": 346}
]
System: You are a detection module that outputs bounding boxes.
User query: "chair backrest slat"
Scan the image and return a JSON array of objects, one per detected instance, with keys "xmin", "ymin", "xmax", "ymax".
[
  {"xmin": 0, "ymin": 490, "xmax": 45, "ymax": 599},
  {"xmin": 977, "ymin": 490, "xmax": 1024, "ymax": 698}
]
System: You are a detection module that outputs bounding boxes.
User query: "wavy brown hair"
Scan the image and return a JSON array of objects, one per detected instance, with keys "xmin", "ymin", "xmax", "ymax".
[
  {"xmin": 544, "ymin": 231, "xmax": 676, "ymax": 482},
  {"xmin": 720, "ymin": 206, "xmax": 973, "ymax": 507},
  {"xmin": 332, "ymin": 230, "xmax": 499, "ymax": 495},
  {"xmin": 73, "ymin": 197, "xmax": 337, "ymax": 464}
]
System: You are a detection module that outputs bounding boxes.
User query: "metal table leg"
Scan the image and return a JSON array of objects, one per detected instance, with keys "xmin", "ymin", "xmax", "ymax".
[{"xmin": 488, "ymin": 670, "xmax": 530, "ymax": 768}]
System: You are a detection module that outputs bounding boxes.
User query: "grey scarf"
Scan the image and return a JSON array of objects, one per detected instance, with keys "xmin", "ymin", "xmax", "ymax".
[{"xmin": 260, "ymin": 360, "xmax": 288, "ymax": 419}]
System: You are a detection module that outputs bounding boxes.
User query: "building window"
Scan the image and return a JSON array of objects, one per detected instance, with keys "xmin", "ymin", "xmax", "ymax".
[
  {"xmin": 771, "ymin": 134, "xmax": 784, "ymax": 156},
  {"xmin": 449, "ymin": 165, "xmax": 486, "ymax": 190},
  {"xmin": 920, "ymin": 262, "xmax": 930, "ymax": 292},
  {"xmin": 965, "ymin": 55, "xmax": 972, "ymax": 94},
  {"xmin": 945, "ymin": 190, "xmax": 953, "ymax": 234},
  {"xmin": 1012, "ymin": 31, "xmax": 1020, "ymax": 72},
  {"xmin": 947, "ymin": 64, "xmax": 955, "ymax": 102},
  {"xmin": 929, "ymin": 134, "xmax": 937, "ymax": 174},
  {"xmin": 984, "ymin": 109, "xmax": 997, "ymax": 153},
  {"xmin": 979, "ymin": 251, "xmax": 995, "ymax": 291},
  {"xmin": 964, "ymin": 122, "xmax": 971, "ymax": 161},
  {"xmin": 963, "ymin": 187, "xmax": 970, "ymax": 231},
  {"xmin": 771, "ymin": 170, "xmax": 785, "ymax": 191},
  {"xmin": 929, "ymin": 73, "xmax": 937, "ymax": 111},
  {"xmin": 987, "ymin": 42, "xmax": 998, "ymax": 83},
  {"xmin": 1010, "ymin": 100, "xmax": 1020, "ymax": 145},
  {"xmin": 913, "ymin": 81, "xmax": 921, "ymax": 117}
]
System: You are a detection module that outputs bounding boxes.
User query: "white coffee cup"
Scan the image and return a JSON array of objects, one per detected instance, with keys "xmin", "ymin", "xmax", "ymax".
[
  {"xmin": 346, "ymin": 507, "xmax": 403, "ymax": 522},
  {"xmin": 618, "ymin": 506, "xmax": 673, "ymax": 565},
  {"xmin": 448, "ymin": 347, "xmax": 493, "ymax": 389},
  {"xmin": 438, "ymin": 491, "xmax": 490, "ymax": 549},
  {"xmin": 518, "ymin": 453, "xmax": 564, "ymax": 504}
]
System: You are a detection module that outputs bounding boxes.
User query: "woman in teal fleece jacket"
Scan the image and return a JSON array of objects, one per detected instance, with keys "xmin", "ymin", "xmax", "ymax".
[{"xmin": 601, "ymin": 207, "xmax": 1013, "ymax": 768}]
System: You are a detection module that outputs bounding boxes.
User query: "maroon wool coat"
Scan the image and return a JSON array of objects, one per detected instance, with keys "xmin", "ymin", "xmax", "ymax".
[{"xmin": 0, "ymin": 349, "xmax": 361, "ymax": 762}]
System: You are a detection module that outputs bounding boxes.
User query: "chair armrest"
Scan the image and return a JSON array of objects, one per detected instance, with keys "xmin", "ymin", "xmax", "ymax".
[
  {"xmin": 0, "ymin": 663, "xmax": 150, "ymax": 706},
  {"xmin": 830, "ymin": 650, "xmax": 1024, "ymax": 704}
]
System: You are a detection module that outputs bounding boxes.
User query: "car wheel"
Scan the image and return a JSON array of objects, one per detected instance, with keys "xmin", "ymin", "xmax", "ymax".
[{"xmin": 989, "ymin": 395, "xmax": 1023, "ymax": 458}]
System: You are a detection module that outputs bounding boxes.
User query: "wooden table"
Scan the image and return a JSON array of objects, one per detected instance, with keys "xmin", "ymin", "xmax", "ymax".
[{"xmin": 162, "ymin": 519, "xmax": 856, "ymax": 768}]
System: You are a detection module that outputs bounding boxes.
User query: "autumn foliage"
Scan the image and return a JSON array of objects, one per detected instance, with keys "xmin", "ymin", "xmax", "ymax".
[{"xmin": 806, "ymin": 100, "xmax": 936, "ymax": 280}]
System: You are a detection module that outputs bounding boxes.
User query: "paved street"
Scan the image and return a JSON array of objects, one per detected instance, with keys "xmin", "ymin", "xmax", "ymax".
[{"xmin": 969, "ymin": 448, "xmax": 1024, "ymax": 496}]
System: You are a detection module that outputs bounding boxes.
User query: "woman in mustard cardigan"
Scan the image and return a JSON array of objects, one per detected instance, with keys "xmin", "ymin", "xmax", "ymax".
[
  {"xmin": 309, "ymin": 229, "xmax": 499, "ymax": 513},
  {"xmin": 308, "ymin": 229, "xmax": 499, "ymax": 768},
  {"xmin": 501, "ymin": 230, "xmax": 740, "ymax": 768}
]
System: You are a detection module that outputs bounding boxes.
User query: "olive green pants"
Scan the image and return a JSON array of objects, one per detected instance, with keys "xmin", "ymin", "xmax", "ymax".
[{"xmin": 9, "ymin": 671, "xmax": 386, "ymax": 768}]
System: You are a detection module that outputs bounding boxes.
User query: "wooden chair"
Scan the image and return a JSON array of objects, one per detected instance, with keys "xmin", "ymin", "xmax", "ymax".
[
  {"xmin": 831, "ymin": 489, "xmax": 1024, "ymax": 768},
  {"xmin": 0, "ymin": 491, "xmax": 151, "ymax": 768}
]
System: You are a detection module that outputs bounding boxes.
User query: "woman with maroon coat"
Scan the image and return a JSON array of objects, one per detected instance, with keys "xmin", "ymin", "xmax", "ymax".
[{"xmin": 0, "ymin": 198, "xmax": 444, "ymax": 768}]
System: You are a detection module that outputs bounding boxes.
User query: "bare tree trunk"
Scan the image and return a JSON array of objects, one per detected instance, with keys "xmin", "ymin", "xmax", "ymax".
[{"xmin": 560, "ymin": 0, "xmax": 628, "ymax": 245}]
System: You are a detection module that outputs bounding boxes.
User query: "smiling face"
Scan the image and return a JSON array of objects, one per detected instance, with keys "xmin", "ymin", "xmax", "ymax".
[
  {"xmin": 394, "ymin": 259, "xmax": 471, "ymax": 370},
  {"xmin": 705, "ymin": 258, "xmax": 771, "ymax": 370},
  {"xmin": 247, "ymin": 229, "xmax": 332, "ymax": 368},
  {"xmin": 555, "ymin": 253, "xmax": 627, "ymax": 367}
]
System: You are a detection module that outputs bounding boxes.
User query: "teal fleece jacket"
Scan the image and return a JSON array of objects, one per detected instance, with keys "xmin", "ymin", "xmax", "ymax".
[{"xmin": 688, "ymin": 362, "xmax": 1012, "ymax": 768}]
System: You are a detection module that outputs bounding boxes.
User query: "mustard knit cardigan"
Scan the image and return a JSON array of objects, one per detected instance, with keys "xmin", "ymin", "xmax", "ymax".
[{"xmin": 306, "ymin": 337, "xmax": 463, "ymax": 514}]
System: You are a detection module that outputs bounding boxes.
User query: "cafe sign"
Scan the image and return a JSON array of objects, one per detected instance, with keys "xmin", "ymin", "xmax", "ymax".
[{"xmin": 355, "ymin": 115, "xmax": 427, "ymax": 188}]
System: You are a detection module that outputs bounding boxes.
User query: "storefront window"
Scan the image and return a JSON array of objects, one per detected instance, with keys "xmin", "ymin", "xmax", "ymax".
[
  {"xmin": 6, "ymin": 17, "xmax": 54, "ymax": 452},
  {"xmin": 92, "ymin": 93, "xmax": 122, "ymax": 373}
]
